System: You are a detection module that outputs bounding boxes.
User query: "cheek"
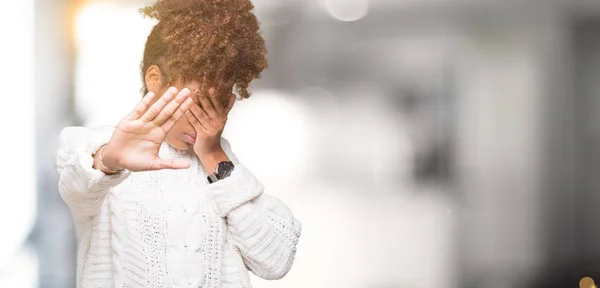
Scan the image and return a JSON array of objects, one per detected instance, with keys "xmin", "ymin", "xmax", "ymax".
[
  {"xmin": 177, "ymin": 114, "xmax": 195, "ymax": 132},
  {"xmin": 167, "ymin": 117, "xmax": 188, "ymax": 136}
]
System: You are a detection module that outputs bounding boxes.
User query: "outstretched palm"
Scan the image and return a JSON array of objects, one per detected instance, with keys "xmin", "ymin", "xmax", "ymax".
[{"xmin": 103, "ymin": 87, "xmax": 194, "ymax": 172}]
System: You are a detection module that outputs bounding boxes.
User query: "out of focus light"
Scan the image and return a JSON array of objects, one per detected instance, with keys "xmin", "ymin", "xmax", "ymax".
[
  {"xmin": 74, "ymin": 2, "xmax": 156, "ymax": 127},
  {"xmin": 224, "ymin": 90, "xmax": 310, "ymax": 186},
  {"xmin": 580, "ymin": 277, "xmax": 596, "ymax": 288},
  {"xmin": 0, "ymin": 0, "xmax": 36, "ymax": 274},
  {"xmin": 323, "ymin": 0, "xmax": 369, "ymax": 22},
  {"xmin": 252, "ymin": 0, "xmax": 304, "ymax": 26},
  {"xmin": 74, "ymin": 2, "xmax": 113, "ymax": 49},
  {"xmin": 0, "ymin": 246, "xmax": 38, "ymax": 288}
]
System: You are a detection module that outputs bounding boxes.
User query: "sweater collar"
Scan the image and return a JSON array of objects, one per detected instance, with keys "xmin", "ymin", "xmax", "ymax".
[{"xmin": 159, "ymin": 141, "xmax": 192, "ymax": 158}]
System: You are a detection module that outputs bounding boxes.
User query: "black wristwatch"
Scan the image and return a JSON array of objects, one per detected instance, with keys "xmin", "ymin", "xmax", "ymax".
[{"xmin": 207, "ymin": 161, "xmax": 235, "ymax": 184}]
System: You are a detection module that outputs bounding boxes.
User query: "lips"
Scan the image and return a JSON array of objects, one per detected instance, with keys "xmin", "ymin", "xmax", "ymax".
[{"xmin": 184, "ymin": 133, "xmax": 197, "ymax": 144}]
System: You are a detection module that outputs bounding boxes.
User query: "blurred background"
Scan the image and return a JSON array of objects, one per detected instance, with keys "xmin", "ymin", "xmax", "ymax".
[{"xmin": 4, "ymin": 0, "xmax": 600, "ymax": 287}]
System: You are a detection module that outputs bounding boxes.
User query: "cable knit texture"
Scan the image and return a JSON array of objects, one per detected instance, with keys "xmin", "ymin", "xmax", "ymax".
[{"xmin": 54, "ymin": 126, "xmax": 302, "ymax": 288}]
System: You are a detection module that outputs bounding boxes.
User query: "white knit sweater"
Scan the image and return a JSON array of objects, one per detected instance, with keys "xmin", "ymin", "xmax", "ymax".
[{"xmin": 54, "ymin": 126, "xmax": 301, "ymax": 288}]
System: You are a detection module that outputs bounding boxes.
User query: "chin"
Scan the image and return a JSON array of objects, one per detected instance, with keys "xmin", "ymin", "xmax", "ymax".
[
  {"xmin": 167, "ymin": 140, "xmax": 192, "ymax": 151},
  {"xmin": 176, "ymin": 143, "xmax": 192, "ymax": 150}
]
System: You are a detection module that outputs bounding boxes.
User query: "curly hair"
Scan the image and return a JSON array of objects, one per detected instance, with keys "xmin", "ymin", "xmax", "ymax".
[{"xmin": 139, "ymin": 0, "xmax": 268, "ymax": 99}]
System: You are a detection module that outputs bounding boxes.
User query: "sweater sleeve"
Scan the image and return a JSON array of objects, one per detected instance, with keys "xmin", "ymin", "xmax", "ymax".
[
  {"xmin": 203, "ymin": 138, "xmax": 302, "ymax": 280},
  {"xmin": 54, "ymin": 126, "xmax": 131, "ymax": 220}
]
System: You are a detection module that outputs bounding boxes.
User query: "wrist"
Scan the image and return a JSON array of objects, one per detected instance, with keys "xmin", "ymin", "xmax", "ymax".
[
  {"xmin": 198, "ymin": 148, "xmax": 230, "ymax": 173},
  {"xmin": 194, "ymin": 140, "xmax": 223, "ymax": 159},
  {"xmin": 96, "ymin": 144, "xmax": 123, "ymax": 174}
]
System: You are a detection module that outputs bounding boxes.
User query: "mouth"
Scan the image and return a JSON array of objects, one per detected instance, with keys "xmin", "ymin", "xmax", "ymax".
[{"xmin": 183, "ymin": 133, "xmax": 196, "ymax": 144}]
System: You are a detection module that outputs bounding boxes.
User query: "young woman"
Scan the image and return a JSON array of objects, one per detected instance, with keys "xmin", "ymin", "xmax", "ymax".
[{"xmin": 54, "ymin": 0, "xmax": 301, "ymax": 287}]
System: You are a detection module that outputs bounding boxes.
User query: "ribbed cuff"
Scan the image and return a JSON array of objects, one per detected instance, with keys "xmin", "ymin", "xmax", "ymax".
[
  {"xmin": 225, "ymin": 203, "xmax": 299, "ymax": 280},
  {"xmin": 74, "ymin": 129, "xmax": 130, "ymax": 193},
  {"xmin": 204, "ymin": 164, "xmax": 264, "ymax": 218}
]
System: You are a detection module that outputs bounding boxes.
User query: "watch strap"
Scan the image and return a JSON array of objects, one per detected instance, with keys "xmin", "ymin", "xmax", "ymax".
[{"xmin": 207, "ymin": 173, "xmax": 219, "ymax": 184}]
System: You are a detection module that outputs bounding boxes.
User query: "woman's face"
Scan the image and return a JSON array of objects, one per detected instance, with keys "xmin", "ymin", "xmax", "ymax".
[{"xmin": 153, "ymin": 78, "xmax": 232, "ymax": 151}]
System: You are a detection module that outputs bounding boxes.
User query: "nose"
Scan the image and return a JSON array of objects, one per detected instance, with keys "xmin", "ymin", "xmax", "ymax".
[{"xmin": 182, "ymin": 114, "xmax": 195, "ymax": 130}]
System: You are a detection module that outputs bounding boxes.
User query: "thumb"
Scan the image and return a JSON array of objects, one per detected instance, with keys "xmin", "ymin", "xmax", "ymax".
[{"xmin": 225, "ymin": 94, "xmax": 236, "ymax": 115}]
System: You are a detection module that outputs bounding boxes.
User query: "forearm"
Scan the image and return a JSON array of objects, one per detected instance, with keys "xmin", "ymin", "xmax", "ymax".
[
  {"xmin": 199, "ymin": 138, "xmax": 301, "ymax": 278},
  {"xmin": 197, "ymin": 147, "xmax": 230, "ymax": 174},
  {"xmin": 55, "ymin": 126, "xmax": 130, "ymax": 217},
  {"xmin": 226, "ymin": 196, "xmax": 301, "ymax": 279},
  {"xmin": 201, "ymin": 158, "xmax": 301, "ymax": 279}
]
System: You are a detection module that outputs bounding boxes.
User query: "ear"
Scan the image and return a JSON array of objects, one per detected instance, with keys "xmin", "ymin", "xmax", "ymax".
[{"xmin": 144, "ymin": 65, "xmax": 164, "ymax": 93}]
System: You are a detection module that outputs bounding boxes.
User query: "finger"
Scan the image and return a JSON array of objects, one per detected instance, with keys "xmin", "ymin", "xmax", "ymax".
[
  {"xmin": 127, "ymin": 91, "xmax": 157, "ymax": 120},
  {"xmin": 225, "ymin": 94, "xmax": 236, "ymax": 115},
  {"xmin": 189, "ymin": 103, "xmax": 212, "ymax": 126},
  {"xmin": 162, "ymin": 96, "xmax": 194, "ymax": 132},
  {"xmin": 186, "ymin": 109, "xmax": 208, "ymax": 132},
  {"xmin": 150, "ymin": 157, "xmax": 191, "ymax": 170},
  {"xmin": 208, "ymin": 87, "xmax": 226, "ymax": 116},
  {"xmin": 141, "ymin": 87, "xmax": 178, "ymax": 122},
  {"xmin": 197, "ymin": 88, "xmax": 217, "ymax": 119},
  {"xmin": 152, "ymin": 88, "xmax": 191, "ymax": 126}
]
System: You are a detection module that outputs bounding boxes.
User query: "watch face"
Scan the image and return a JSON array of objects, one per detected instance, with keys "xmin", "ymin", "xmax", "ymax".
[{"xmin": 216, "ymin": 161, "xmax": 235, "ymax": 179}]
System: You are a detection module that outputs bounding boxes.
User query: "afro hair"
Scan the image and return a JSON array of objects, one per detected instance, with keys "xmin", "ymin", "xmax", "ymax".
[{"xmin": 140, "ymin": 0, "xmax": 268, "ymax": 99}]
